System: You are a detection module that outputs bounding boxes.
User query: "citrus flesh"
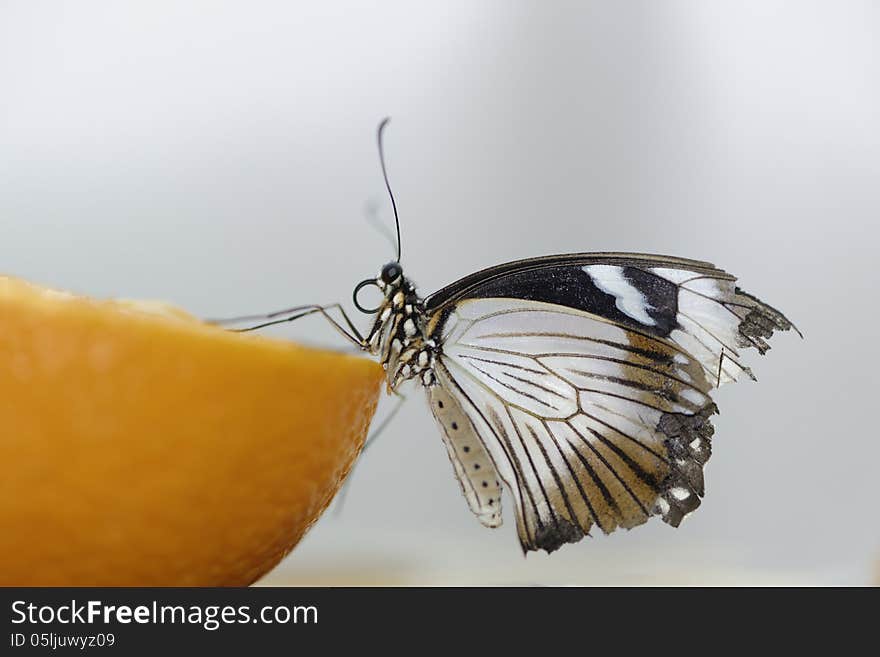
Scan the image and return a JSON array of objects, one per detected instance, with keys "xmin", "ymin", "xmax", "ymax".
[{"xmin": 0, "ymin": 276, "xmax": 383, "ymax": 586}]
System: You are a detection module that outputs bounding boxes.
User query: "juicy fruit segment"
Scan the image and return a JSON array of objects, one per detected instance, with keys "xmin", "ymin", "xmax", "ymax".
[{"xmin": 0, "ymin": 276, "xmax": 382, "ymax": 586}]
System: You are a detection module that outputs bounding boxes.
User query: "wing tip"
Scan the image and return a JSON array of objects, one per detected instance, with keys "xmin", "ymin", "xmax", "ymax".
[{"xmin": 734, "ymin": 287, "xmax": 802, "ymax": 345}]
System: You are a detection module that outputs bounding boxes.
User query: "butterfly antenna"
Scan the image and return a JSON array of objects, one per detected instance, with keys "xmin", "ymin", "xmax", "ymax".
[{"xmin": 377, "ymin": 117, "xmax": 402, "ymax": 262}]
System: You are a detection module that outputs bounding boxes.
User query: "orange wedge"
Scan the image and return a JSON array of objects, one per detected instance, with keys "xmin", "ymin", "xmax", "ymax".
[{"xmin": 0, "ymin": 276, "xmax": 383, "ymax": 586}]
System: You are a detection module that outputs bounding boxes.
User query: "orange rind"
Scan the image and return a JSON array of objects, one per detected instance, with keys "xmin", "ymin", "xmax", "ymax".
[{"xmin": 0, "ymin": 276, "xmax": 382, "ymax": 585}]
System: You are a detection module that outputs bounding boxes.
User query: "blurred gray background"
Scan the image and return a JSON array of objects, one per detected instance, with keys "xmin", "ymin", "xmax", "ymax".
[{"xmin": 1, "ymin": 1, "xmax": 877, "ymax": 584}]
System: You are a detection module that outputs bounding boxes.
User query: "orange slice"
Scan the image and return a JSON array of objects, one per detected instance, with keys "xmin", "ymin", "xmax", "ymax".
[{"xmin": 0, "ymin": 276, "xmax": 383, "ymax": 586}]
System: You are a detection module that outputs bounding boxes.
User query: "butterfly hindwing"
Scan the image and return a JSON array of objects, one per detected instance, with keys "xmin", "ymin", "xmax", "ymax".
[{"xmin": 430, "ymin": 298, "xmax": 719, "ymax": 552}]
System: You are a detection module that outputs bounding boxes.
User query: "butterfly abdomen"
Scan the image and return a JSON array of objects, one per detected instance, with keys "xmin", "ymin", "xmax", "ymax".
[{"xmin": 427, "ymin": 373, "xmax": 503, "ymax": 529}]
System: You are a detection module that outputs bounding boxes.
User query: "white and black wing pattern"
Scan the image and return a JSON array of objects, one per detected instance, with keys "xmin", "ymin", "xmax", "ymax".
[
  {"xmin": 430, "ymin": 298, "xmax": 715, "ymax": 552},
  {"xmin": 423, "ymin": 254, "xmax": 797, "ymax": 553},
  {"xmin": 582, "ymin": 263, "xmax": 796, "ymax": 385},
  {"xmin": 426, "ymin": 253, "xmax": 799, "ymax": 387}
]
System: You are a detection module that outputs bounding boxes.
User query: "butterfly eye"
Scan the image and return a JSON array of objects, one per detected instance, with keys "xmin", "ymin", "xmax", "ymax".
[{"xmin": 380, "ymin": 262, "xmax": 402, "ymax": 284}]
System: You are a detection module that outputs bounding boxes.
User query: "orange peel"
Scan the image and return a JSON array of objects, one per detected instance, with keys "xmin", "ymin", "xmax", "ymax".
[{"xmin": 0, "ymin": 276, "xmax": 382, "ymax": 586}]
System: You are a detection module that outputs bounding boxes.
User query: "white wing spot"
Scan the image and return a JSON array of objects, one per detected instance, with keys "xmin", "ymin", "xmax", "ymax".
[
  {"xmin": 670, "ymin": 487, "xmax": 690, "ymax": 501},
  {"xmin": 680, "ymin": 388, "xmax": 706, "ymax": 406},
  {"xmin": 652, "ymin": 268, "xmax": 695, "ymax": 284},
  {"xmin": 583, "ymin": 264, "xmax": 656, "ymax": 326}
]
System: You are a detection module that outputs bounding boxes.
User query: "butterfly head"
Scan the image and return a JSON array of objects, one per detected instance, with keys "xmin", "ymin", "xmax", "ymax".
[
  {"xmin": 352, "ymin": 261, "xmax": 407, "ymax": 315},
  {"xmin": 353, "ymin": 262, "xmax": 435, "ymax": 387},
  {"xmin": 350, "ymin": 121, "xmax": 437, "ymax": 385},
  {"xmin": 353, "ymin": 261, "xmax": 416, "ymax": 338},
  {"xmin": 378, "ymin": 261, "xmax": 403, "ymax": 288}
]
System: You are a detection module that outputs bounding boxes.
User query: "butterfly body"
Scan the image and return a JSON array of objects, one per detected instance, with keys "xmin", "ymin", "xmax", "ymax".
[
  {"xmin": 365, "ymin": 262, "xmax": 437, "ymax": 390},
  {"xmin": 359, "ymin": 253, "xmax": 797, "ymax": 553}
]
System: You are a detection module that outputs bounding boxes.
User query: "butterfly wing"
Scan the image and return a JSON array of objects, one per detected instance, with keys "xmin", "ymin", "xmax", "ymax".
[
  {"xmin": 426, "ymin": 253, "xmax": 799, "ymax": 386},
  {"xmin": 424, "ymin": 254, "xmax": 797, "ymax": 552}
]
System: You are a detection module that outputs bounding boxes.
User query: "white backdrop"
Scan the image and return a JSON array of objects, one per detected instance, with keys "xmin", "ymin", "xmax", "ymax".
[{"xmin": 1, "ymin": 1, "xmax": 878, "ymax": 584}]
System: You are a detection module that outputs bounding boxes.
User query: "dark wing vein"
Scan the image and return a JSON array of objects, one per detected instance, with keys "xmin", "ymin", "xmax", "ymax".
[
  {"xmin": 578, "ymin": 387, "xmax": 674, "ymax": 414},
  {"xmin": 468, "ymin": 362, "xmax": 561, "ymax": 412},
  {"xmin": 579, "ymin": 408, "xmax": 669, "ymax": 463},
  {"xmin": 458, "ymin": 353, "xmax": 547, "ymax": 375},
  {"xmin": 470, "ymin": 344, "xmax": 698, "ymax": 392},
  {"xmin": 506, "ymin": 407, "xmax": 559, "ymax": 532},
  {"xmin": 470, "ymin": 331, "xmax": 681, "ymax": 364},
  {"xmin": 562, "ymin": 436, "xmax": 623, "ymax": 527},
  {"xmin": 678, "ymin": 310, "xmax": 741, "ymax": 356},
  {"xmin": 567, "ymin": 369, "xmax": 677, "ymax": 400},
  {"xmin": 568, "ymin": 423, "xmax": 651, "ymax": 518},
  {"xmin": 541, "ymin": 419, "xmax": 599, "ymax": 530}
]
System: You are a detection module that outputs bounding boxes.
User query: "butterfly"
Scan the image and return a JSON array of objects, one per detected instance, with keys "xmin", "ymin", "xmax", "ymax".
[{"xmin": 228, "ymin": 119, "xmax": 800, "ymax": 553}]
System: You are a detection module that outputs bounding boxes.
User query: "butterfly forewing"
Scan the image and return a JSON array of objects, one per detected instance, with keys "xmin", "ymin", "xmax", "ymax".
[{"xmin": 426, "ymin": 253, "xmax": 796, "ymax": 387}]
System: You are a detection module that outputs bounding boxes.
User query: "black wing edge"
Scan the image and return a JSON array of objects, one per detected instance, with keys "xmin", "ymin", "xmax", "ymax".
[
  {"xmin": 524, "ymin": 401, "xmax": 720, "ymax": 555},
  {"xmin": 735, "ymin": 287, "xmax": 804, "ymax": 347},
  {"xmin": 424, "ymin": 252, "xmax": 726, "ymax": 313}
]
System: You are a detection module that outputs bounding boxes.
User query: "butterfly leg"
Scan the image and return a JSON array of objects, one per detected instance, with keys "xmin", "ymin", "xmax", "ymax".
[
  {"xmin": 206, "ymin": 304, "xmax": 329, "ymax": 325},
  {"xmin": 209, "ymin": 303, "xmax": 367, "ymax": 349},
  {"xmin": 333, "ymin": 390, "xmax": 408, "ymax": 515}
]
